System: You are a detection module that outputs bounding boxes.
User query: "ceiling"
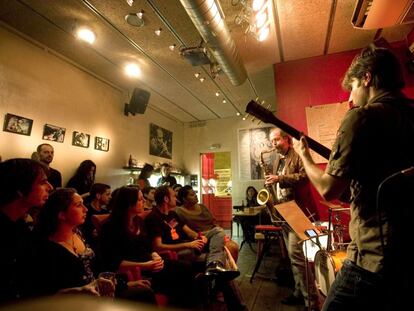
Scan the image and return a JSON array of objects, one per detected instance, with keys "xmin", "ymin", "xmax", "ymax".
[{"xmin": 1, "ymin": 0, "xmax": 413, "ymax": 123}]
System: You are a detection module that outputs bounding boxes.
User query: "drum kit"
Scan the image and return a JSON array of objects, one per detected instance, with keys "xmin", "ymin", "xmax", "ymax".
[{"xmin": 303, "ymin": 201, "xmax": 350, "ymax": 296}]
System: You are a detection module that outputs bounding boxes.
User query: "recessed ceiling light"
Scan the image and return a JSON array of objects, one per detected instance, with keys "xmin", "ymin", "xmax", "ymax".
[
  {"xmin": 76, "ymin": 28, "xmax": 96, "ymax": 44},
  {"xmin": 137, "ymin": 10, "xmax": 144, "ymax": 19},
  {"xmin": 124, "ymin": 63, "xmax": 141, "ymax": 77},
  {"xmin": 242, "ymin": 116, "xmax": 246, "ymax": 120},
  {"xmin": 155, "ymin": 28, "xmax": 162, "ymax": 36},
  {"xmin": 215, "ymin": 91, "xmax": 220, "ymax": 97},
  {"xmin": 222, "ymin": 99, "xmax": 227, "ymax": 104},
  {"xmin": 199, "ymin": 77, "xmax": 205, "ymax": 82},
  {"xmin": 169, "ymin": 44, "xmax": 176, "ymax": 51},
  {"xmin": 194, "ymin": 72, "xmax": 200, "ymax": 78},
  {"xmin": 126, "ymin": 0, "xmax": 134, "ymax": 6},
  {"xmin": 236, "ymin": 112, "xmax": 241, "ymax": 116}
]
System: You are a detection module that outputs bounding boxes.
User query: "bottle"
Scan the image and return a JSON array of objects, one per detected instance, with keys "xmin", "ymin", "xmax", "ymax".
[
  {"xmin": 241, "ymin": 200, "xmax": 245, "ymax": 207},
  {"xmin": 128, "ymin": 154, "xmax": 133, "ymax": 167}
]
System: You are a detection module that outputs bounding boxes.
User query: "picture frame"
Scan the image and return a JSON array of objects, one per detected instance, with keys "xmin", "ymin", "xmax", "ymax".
[
  {"xmin": 149, "ymin": 123, "xmax": 172, "ymax": 159},
  {"xmin": 72, "ymin": 131, "xmax": 90, "ymax": 148},
  {"xmin": 42, "ymin": 123, "xmax": 66, "ymax": 143},
  {"xmin": 3, "ymin": 113, "xmax": 33, "ymax": 136},
  {"xmin": 94, "ymin": 136, "xmax": 110, "ymax": 152},
  {"xmin": 238, "ymin": 127, "xmax": 274, "ymax": 180}
]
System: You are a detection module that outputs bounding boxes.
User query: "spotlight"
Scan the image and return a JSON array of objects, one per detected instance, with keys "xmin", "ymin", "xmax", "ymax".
[
  {"xmin": 126, "ymin": 0, "xmax": 134, "ymax": 6},
  {"xmin": 169, "ymin": 44, "xmax": 176, "ymax": 51},
  {"xmin": 155, "ymin": 28, "xmax": 162, "ymax": 36},
  {"xmin": 236, "ymin": 112, "xmax": 241, "ymax": 116},
  {"xmin": 137, "ymin": 10, "xmax": 144, "ymax": 19},
  {"xmin": 199, "ymin": 77, "xmax": 205, "ymax": 82},
  {"xmin": 194, "ymin": 72, "xmax": 200, "ymax": 78},
  {"xmin": 76, "ymin": 28, "xmax": 96, "ymax": 44},
  {"xmin": 215, "ymin": 91, "xmax": 220, "ymax": 97},
  {"xmin": 124, "ymin": 63, "xmax": 141, "ymax": 78},
  {"xmin": 222, "ymin": 99, "xmax": 227, "ymax": 104}
]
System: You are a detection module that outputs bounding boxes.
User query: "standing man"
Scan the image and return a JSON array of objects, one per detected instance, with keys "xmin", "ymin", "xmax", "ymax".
[
  {"xmin": 157, "ymin": 163, "xmax": 177, "ymax": 187},
  {"xmin": 0, "ymin": 158, "xmax": 53, "ymax": 303},
  {"xmin": 293, "ymin": 46, "xmax": 414, "ymax": 310},
  {"xmin": 265, "ymin": 128, "xmax": 319, "ymax": 311},
  {"xmin": 37, "ymin": 143, "xmax": 62, "ymax": 189}
]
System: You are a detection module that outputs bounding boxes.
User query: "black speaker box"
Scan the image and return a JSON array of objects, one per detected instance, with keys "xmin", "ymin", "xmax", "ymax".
[{"xmin": 129, "ymin": 88, "xmax": 150, "ymax": 115}]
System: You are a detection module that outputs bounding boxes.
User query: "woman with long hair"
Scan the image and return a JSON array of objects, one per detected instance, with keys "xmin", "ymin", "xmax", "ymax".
[
  {"xmin": 66, "ymin": 160, "xmax": 96, "ymax": 196},
  {"xmin": 137, "ymin": 163, "xmax": 154, "ymax": 189},
  {"xmin": 35, "ymin": 188, "xmax": 155, "ymax": 302},
  {"xmin": 98, "ymin": 186, "xmax": 200, "ymax": 309}
]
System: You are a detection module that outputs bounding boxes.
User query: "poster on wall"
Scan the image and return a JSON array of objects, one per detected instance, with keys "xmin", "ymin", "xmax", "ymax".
[
  {"xmin": 238, "ymin": 127, "xmax": 273, "ymax": 180},
  {"xmin": 305, "ymin": 102, "xmax": 349, "ymax": 164},
  {"xmin": 149, "ymin": 123, "xmax": 172, "ymax": 159},
  {"xmin": 42, "ymin": 124, "xmax": 66, "ymax": 143},
  {"xmin": 72, "ymin": 131, "xmax": 90, "ymax": 148},
  {"xmin": 3, "ymin": 113, "xmax": 33, "ymax": 136}
]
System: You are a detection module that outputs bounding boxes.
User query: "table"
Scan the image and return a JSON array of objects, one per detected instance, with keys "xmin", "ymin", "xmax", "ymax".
[{"xmin": 233, "ymin": 207, "xmax": 264, "ymax": 251}]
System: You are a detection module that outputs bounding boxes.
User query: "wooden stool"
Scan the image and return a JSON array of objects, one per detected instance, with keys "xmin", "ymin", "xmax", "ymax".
[{"xmin": 250, "ymin": 225, "xmax": 285, "ymax": 283}]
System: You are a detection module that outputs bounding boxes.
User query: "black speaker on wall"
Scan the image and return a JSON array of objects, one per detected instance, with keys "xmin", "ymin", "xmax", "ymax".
[{"xmin": 124, "ymin": 88, "xmax": 150, "ymax": 116}]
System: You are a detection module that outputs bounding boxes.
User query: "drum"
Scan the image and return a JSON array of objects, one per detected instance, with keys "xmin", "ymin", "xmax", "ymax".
[
  {"xmin": 314, "ymin": 249, "xmax": 347, "ymax": 296},
  {"xmin": 302, "ymin": 234, "xmax": 329, "ymax": 262}
]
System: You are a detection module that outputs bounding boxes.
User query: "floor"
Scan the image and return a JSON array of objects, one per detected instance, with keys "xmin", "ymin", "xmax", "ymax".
[{"xmin": 224, "ymin": 224, "xmax": 314, "ymax": 311}]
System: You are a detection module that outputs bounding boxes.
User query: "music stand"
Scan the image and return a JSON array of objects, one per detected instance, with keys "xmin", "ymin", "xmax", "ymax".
[{"xmin": 275, "ymin": 200, "xmax": 319, "ymax": 241}]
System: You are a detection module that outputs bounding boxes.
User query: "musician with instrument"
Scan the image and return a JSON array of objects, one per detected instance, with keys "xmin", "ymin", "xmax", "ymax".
[
  {"xmin": 264, "ymin": 127, "xmax": 319, "ymax": 311},
  {"xmin": 293, "ymin": 46, "xmax": 414, "ymax": 311}
]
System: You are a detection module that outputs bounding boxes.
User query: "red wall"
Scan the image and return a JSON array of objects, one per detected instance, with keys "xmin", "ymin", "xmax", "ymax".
[{"xmin": 274, "ymin": 40, "xmax": 414, "ymax": 220}]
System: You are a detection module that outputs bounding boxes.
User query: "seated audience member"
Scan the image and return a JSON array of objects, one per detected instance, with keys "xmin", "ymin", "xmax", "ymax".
[
  {"xmin": 245, "ymin": 186, "xmax": 258, "ymax": 207},
  {"xmin": 0, "ymin": 158, "xmax": 53, "ymax": 304},
  {"xmin": 172, "ymin": 183, "xmax": 183, "ymax": 206},
  {"xmin": 145, "ymin": 186, "xmax": 239, "ymax": 280},
  {"xmin": 35, "ymin": 188, "xmax": 155, "ymax": 303},
  {"xmin": 37, "ymin": 143, "xmax": 62, "ymax": 189},
  {"xmin": 176, "ymin": 185, "xmax": 239, "ymax": 260},
  {"xmin": 137, "ymin": 163, "xmax": 154, "ymax": 189},
  {"xmin": 156, "ymin": 163, "xmax": 177, "ymax": 187},
  {"xmin": 98, "ymin": 186, "xmax": 200, "ymax": 309},
  {"xmin": 66, "ymin": 160, "xmax": 96, "ymax": 196},
  {"xmin": 142, "ymin": 186, "xmax": 156, "ymax": 211},
  {"xmin": 81, "ymin": 183, "xmax": 111, "ymax": 250}
]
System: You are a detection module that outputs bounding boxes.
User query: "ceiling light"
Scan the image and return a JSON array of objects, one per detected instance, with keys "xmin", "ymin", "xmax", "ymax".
[
  {"xmin": 155, "ymin": 28, "xmax": 162, "ymax": 36},
  {"xmin": 257, "ymin": 25, "xmax": 270, "ymax": 41},
  {"xmin": 236, "ymin": 112, "xmax": 241, "ymax": 116},
  {"xmin": 126, "ymin": 0, "xmax": 134, "ymax": 6},
  {"xmin": 222, "ymin": 99, "xmax": 227, "ymax": 104},
  {"xmin": 242, "ymin": 116, "xmax": 246, "ymax": 120},
  {"xmin": 199, "ymin": 77, "xmax": 205, "ymax": 82},
  {"xmin": 169, "ymin": 44, "xmax": 176, "ymax": 51},
  {"xmin": 125, "ymin": 13, "xmax": 144, "ymax": 27},
  {"xmin": 255, "ymin": 11, "xmax": 268, "ymax": 28},
  {"xmin": 252, "ymin": 0, "xmax": 265, "ymax": 11},
  {"xmin": 137, "ymin": 10, "xmax": 144, "ymax": 19},
  {"xmin": 76, "ymin": 28, "xmax": 96, "ymax": 44},
  {"xmin": 124, "ymin": 63, "xmax": 141, "ymax": 77},
  {"xmin": 215, "ymin": 91, "xmax": 220, "ymax": 97},
  {"xmin": 194, "ymin": 72, "xmax": 200, "ymax": 78}
]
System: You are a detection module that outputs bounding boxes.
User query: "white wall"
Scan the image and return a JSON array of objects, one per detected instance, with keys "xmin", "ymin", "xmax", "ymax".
[
  {"xmin": 0, "ymin": 26, "xmax": 183, "ymax": 189},
  {"xmin": 183, "ymin": 118, "xmax": 269, "ymax": 206}
]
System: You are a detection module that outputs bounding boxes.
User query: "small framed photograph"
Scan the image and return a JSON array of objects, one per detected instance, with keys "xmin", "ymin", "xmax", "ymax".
[
  {"xmin": 42, "ymin": 124, "xmax": 66, "ymax": 143},
  {"xmin": 94, "ymin": 136, "xmax": 110, "ymax": 152},
  {"xmin": 3, "ymin": 113, "xmax": 33, "ymax": 136},
  {"xmin": 72, "ymin": 131, "xmax": 90, "ymax": 148}
]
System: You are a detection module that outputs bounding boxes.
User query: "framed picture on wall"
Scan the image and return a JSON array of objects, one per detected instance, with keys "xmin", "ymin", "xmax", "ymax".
[
  {"xmin": 94, "ymin": 136, "xmax": 110, "ymax": 152},
  {"xmin": 238, "ymin": 127, "xmax": 274, "ymax": 180},
  {"xmin": 149, "ymin": 123, "xmax": 172, "ymax": 159},
  {"xmin": 3, "ymin": 113, "xmax": 33, "ymax": 136},
  {"xmin": 42, "ymin": 124, "xmax": 66, "ymax": 143},
  {"xmin": 72, "ymin": 131, "xmax": 90, "ymax": 148}
]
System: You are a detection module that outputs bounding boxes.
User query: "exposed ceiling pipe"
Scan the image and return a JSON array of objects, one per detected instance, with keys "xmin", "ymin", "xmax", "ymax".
[{"xmin": 179, "ymin": 0, "xmax": 247, "ymax": 86}]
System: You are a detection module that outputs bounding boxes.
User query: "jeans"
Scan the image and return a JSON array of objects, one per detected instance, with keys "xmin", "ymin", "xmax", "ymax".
[{"xmin": 322, "ymin": 260, "xmax": 391, "ymax": 311}]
